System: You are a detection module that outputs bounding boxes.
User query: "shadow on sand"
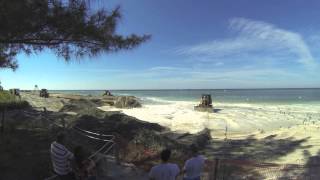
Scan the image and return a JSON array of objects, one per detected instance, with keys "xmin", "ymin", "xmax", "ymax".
[
  {"xmin": 202, "ymin": 134, "xmax": 320, "ymax": 179},
  {"xmin": 213, "ymin": 108, "xmax": 222, "ymax": 113}
]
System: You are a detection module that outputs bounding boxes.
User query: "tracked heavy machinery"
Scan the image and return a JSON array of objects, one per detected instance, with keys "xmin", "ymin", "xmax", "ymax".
[
  {"xmin": 9, "ymin": 89, "xmax": 20, "ymax": 96},
  {"xmin": 40, "ymin": 89, "xmax": 49, "ymax": 98},
  {"xmin": 194, "ymin": 94, "xmax": 213, "ymax": 112},
  {"xmin": 102, "ymin": 90, "xmax": 113, "ymax": 96}
]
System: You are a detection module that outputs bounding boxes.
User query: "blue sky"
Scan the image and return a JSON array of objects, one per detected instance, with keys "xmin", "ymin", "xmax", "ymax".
[{"xmin": 1, "ymin": 0, "xmax": 320, "ymax": 89}]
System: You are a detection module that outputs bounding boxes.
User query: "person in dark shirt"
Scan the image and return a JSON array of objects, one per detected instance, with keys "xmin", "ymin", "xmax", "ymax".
[{"xmin": 74, "ymin": 146, "xmax": 96, "ymax": 180}]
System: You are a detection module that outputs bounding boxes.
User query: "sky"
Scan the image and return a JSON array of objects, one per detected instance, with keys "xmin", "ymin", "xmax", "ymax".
[{"xmin": 1, "ymin": 0, "xmax": 320, "ymax": 90}]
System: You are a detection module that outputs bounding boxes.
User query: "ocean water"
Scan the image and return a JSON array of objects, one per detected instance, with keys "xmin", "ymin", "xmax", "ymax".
[
  {"xmin": 51, "ymin": 88, "xmax": 320, "ymax": 105},
  {"xmin": 52, "ymin": 89, "xmax": 320, "ymax": 163},
  {"xmin": 52, "ymin": 89, "xmax": 320, "ymax": 135}
]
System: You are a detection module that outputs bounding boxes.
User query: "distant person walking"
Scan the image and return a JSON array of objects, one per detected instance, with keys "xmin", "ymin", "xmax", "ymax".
[
  {"xmin": 182, "ymin": 144, "xmax": 207, "ymax": 180},
  {"xmin": 50, "ymin": 132, "xmax": 76, "ymax": 180},
  {"xmin": 149, "ymin": 149, "xmax": 180, "ymax": 180}
]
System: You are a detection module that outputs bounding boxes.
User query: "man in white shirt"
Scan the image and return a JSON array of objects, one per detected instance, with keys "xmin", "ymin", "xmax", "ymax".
[
  {"xmin": 149, "ymin": 149, "xmax": 180, "ymax": 180},
  {"xmin": 50, "ymin": 132, "xmax": 75, "ymax": 180},
  {"xmin": 183, "ymin": 144, "xmax": 207, "ymax": 180}
]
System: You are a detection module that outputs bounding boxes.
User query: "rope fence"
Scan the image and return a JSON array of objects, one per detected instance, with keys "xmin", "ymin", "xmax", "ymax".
[
  {"xmin": 21, "ymin": 108, "xmax": 320, "ymax": 180},
  {"xmin": 24, "ymin": 108, "xmax": 117, "ymax": 180}
]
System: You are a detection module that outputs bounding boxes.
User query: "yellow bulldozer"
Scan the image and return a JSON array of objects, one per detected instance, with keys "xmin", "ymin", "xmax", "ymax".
[{"xmin": 194, "ymin": 94, "xmax": 213, "ymax": 112}]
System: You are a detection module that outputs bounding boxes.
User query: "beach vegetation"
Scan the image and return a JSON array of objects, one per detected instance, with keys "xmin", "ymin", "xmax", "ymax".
[
  {"xmin": 0, "ymin": 91, "xmax": 29, "ymax": 110},
  {"xmin": 0, "ymin": 0, "xmax": 150, "ymax": 70}
]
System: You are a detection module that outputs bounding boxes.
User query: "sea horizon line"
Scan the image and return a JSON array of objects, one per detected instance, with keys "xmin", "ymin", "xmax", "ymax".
[{"xmin": 42, "ymin": 87, "xmax": 320, "ymax": 91}]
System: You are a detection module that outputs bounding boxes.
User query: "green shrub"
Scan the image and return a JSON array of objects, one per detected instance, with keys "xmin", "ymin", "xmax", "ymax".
[
  {"xmin": 0, "ymin": 91, "xmax": 15, "ymax": 102},
  {"xmin": 0, "ymin": 91, "xmax": 29, "ymax": 110}
]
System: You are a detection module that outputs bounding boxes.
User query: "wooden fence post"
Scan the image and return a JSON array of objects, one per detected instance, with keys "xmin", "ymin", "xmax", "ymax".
[
  {"xmin": 213, "ymin": 158, "xmax": 219, "ymax": 180},
  {"xmin": 1, "ymin": 108, "xmax": 5, "ymax": 134},
  {"xmin": 61, "ymin": 117, "xmax": 65, "ymax": 129}
]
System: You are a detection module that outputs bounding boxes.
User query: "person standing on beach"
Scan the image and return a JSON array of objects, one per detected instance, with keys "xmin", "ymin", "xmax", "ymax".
[
  {"xmin": 149, "ymin": 149, "xmax": 180, "ymax": 180},
  {"xmin": 50, "ymin": 132, "xmax": 76, "ymax": 180},
  {"xmin": 182, "ymin": 144, "xmax": 208, "ymax": 180}
]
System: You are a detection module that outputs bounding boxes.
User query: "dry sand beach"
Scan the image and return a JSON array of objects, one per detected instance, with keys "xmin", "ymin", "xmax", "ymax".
[
  {"xmin": 1, "ymin": 90, "xmax": 320, "ymax": 179},
  {"xmin": 100, "ymin": 97, "xmax": 320, "ymax": 165}
]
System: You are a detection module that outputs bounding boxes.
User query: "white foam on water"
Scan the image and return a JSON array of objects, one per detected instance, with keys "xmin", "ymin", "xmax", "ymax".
[
  {"xmin": 99, "ymin": 98, "xmax": 320, "ymax": 163},
  {"xmin": 100, "ymin": 98, "xmax": 320, "ymax": 136}
]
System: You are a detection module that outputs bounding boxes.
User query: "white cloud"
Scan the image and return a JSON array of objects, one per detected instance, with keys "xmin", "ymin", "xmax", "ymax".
[
  {"xmin": 39, "ymin": 18, "xmax": 319, "ymax": 89},
  {"xmin": 58, "ymin": 68, "xmax": 125, "ymax": 73},
  {"xmin": 115, "ymin": 66, "xmax": 315, "ymax": 89},
  {"xmin": 148, "ymin": 66, "xmax": 188, "ymax": 72},
  {"xmin": 124, "ymin": 66, "xmax": 300, "ymax": 82},
  {"xmin": 177, "ymin": 18, "xmax": 318, "ymax": 69},
  {"xmin": 215, "ymin": 62, "xmax": 224, "ymax": 66}
]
